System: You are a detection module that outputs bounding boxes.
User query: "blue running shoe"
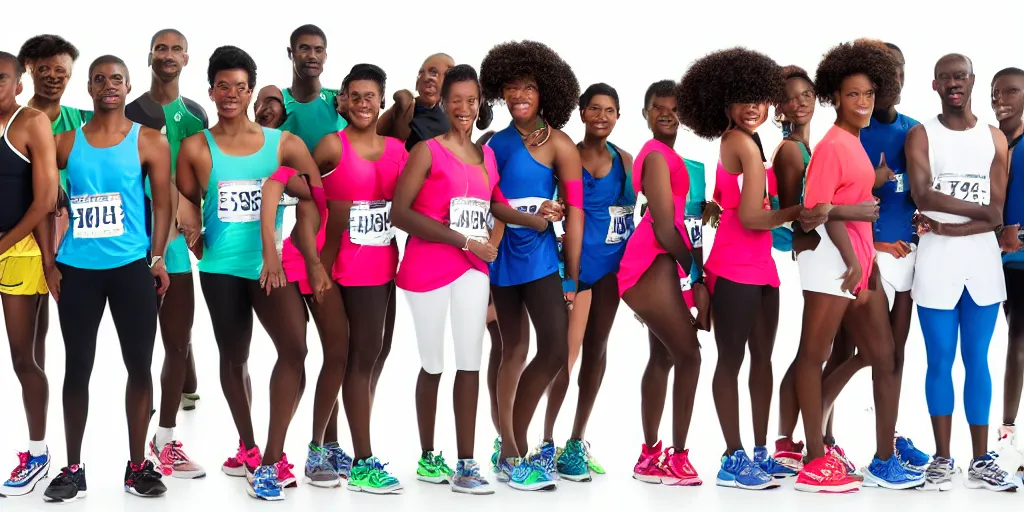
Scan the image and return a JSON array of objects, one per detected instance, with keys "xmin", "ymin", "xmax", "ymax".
[
  {"xmin": 246, "ymin": 465, "xmax": 284, "ymax": 501},
  {"xmin": 556, "ymin": 439, "xmax": 591, "ymax": 482},
  {"xmin": 304, "ymin": 443, "xmax": 340, "ymax": 488},
  {"xmin": 508, "ymin": 456, "xmax": 555, "ymax": 491},
  {"xmin": 324, "ymin": 442, "xmax": 353, "ymax": 479},
  {"xmin": 895, "ymin": 435, "xmax": 930, "ymax": 472},
  {"xmin": 496, "ymin": 456, "xmax": 515, "ymax": 483},
  {"xmin": 753, "ymin": 446, "xmax": 797, "ymax": 479},
  {"xmin": 3, "ymin": 449, "xmax": 50, "ymax": 496},
  {"xmin": 716, "ymin": 449, "xmax": 779, "ymax": 490},
  {"xmin": 491, "ymin": 437, "xmax": 501, "ymax": 474},
  {"xmin": 534, "ymin": 442, "xmax": 558, "ymax": 480},
  {"xmin": 862, "ymin": 456, "xmax": 926, "ymax": 490},
  {"xmin": 451, "ymin": 459, "xmax": 494, "ymax": 495}
]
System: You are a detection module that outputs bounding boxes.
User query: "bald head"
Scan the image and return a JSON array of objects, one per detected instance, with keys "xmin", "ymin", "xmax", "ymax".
[
  {"xmin": 416, "ymin": 53, "xmax": 455, "ymax": 105},
  {"xmin": 935, "ymin": 53, "xmax": 973, "ymax": 78}
]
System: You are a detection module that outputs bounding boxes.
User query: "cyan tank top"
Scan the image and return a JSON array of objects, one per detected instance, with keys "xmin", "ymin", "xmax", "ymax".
[
  {"xmin": 198, "ymin": 127, "xmax": 282, "ymax": 280},
  {"xmin": 862, "ymin": 112, "xmax": 920, "ymax": 244},
  {"xmin": 769, "ymin": 140, "xmax": 811, "ymax": 251},
  {"xmin": 1004, "ymin": 134, "xmax": 1024, "ymax": 268},
  {"xmin": 488, "ymin": 123, "xmax": 560, "ymax": 287},
  {"xmin": 579, "ymin": 144, "xmax": 636, "ymax": 286},
  {"xmin": 57, "ymin": 123, "xmax": 149, "ymax": 270}
]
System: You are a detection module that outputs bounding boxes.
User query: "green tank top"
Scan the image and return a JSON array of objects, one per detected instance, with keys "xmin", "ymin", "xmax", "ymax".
[
  {"xmin": 198, "ymin": 127, "xmax": 282, "ymax": 280},
  {"xmin": 279, "ymin": 87, "xmax": 348, "ymax": 152},
  {"xmin": 125, "ymin": 94, "xmax": 209, "ymax": 197},
  {"xmin": 51, "ymin": 105, "xmax": 93, "ymax": 193}
]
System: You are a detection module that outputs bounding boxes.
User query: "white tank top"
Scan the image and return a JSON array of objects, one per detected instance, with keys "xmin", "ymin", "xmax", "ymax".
[{"xmin": 911, "ymin": 115, "xmax": 1006, "ymax": 310}]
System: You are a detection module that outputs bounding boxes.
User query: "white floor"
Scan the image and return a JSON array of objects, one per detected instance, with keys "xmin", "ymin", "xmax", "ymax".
[{"xmin": 1, "ymin": 230, "xmax": 1021, "ymax": 511}]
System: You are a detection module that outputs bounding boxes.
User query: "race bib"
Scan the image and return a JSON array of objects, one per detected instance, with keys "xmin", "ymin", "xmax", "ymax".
[
  {"xmin": 894, "ymin": 173, "xmax": 906, "ymax": 193},
  {"xmin": 680, "ymin": 275, "xmax": 692, "ymax": 293},
  {"xmin": 349, "ymin": 200, "xmax": 393, "ymax": 246},
  {"xmin": 71, "ymin": 192, "xmax": 124, "ymax": 239},
  {"xmin": 217, "ymin": 179, "xmax": 264, "ymax": 223},
  {"xmin": 279, "ymin": 193, "xmax": 299, "ymax": 207},
  {"xmin": 449, "ymin": 197, "xmax": 490, "ymax": 241},
  {"xmin": 684, "ymin": 215, "xmax": 703, "ymax": 248},
  {"xmin": 935, "ymin": 174, "xmax": 990, "ymax": 205},
  {"xmin": 507, "ymin": 196, "xmax": 548, "ymax": 229},
  {"xmin": 605, "ymin": 205, "xmax": 635, "ymax": 244}
]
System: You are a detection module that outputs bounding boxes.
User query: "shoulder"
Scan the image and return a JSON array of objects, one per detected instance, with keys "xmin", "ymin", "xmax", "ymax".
[
  {"xmin": 138, "ymin": 125, "xmax": 170, "ymax": 150},
  {"xmin": 550, "ymin": 128, "xmax": 576, "ymax": 151},
  {"xmin": 16, "ymin": 106, "xmax": 49, "ymax": 130},
  {"xmin": 774, "ymin": 139, "xmax": 802, "ymax": 164},
  {"xmin": 906, "ymin": 123, "xmax": 929, "ymax": 145},
  {"xmin": 179, "ymin": 130, "xmax": 210, "ymax": 155},
  {"xmin": 407, "ymin": 139, "xmax": 434, "ymax": 164},
  {"xmin": 900, "ymin": 112, "xmax": 921, "ymax": 128},
  {"xmin": 990, "ymin": 124, "xmax": 1009, "ymax": 148},
  {"xmin": 182, "ymin": 97, "xmax": 209, "ymax": 124}
]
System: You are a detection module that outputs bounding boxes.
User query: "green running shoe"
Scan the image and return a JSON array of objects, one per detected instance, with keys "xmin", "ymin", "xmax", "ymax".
[
  {"xmin": 347, "ymin": 457, "xmax": 402, "ymax": 494},
  {"xmin": 583, "ymin": 441, "xmax": 606, "ymax": 474},
  {"xmin": 416, "ymin": 451, "xmax": 453, "ymax": 483},
  {"xmin": 556, "ymin": 439, "xmax": 591, "ymax": 482},
  {"xmin": 490, "ymin": 437, "xmax": 501, "ymax": 474}
]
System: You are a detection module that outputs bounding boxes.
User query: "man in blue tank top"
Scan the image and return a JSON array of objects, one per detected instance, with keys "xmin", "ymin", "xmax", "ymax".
[{"xmin": 44, "ymin": 55, "xmax": 174, "ymax": 502}]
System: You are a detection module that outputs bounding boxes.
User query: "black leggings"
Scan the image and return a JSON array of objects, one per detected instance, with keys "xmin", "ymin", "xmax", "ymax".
[
  {"xmin": 1003, "ymin": 267, "xmax": 1024, "ymax": 425},
  {"xmin": 56, "ymin": 259, "xmax": 158, "ymax": 465}
]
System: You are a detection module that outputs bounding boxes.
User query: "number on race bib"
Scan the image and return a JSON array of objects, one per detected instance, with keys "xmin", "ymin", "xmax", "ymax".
[
  {"xmin": 449, "ymin": 197, "xmax": 490, "ymax": 241},
  {"xmin": 935, "ymin": 174, "xmax": 989, "ymax": 205},
  {"xmin": 605, "ymin": 205, "xmax": 635, "ymax": 244},
  {"xmin": 349, "ymin": 200, "xmax": 394, "ymax": 246},
  {"xmin": 71, "ymin": 192, "xmax": 125, "ymax": 239},
  {"xmin": 217, "ymin": 179, "xmax": 264, "ymax": 223},
  {"xmin": 506, "ymin": 196, "xmax": 549, "ymax": 229},
  {"xmin": 894, "ymin": 173, "xmax": 906, "ymax": 193},
  {"xmin": 684, "ymin": 215, "xmax": 703, "ymax": 248}
]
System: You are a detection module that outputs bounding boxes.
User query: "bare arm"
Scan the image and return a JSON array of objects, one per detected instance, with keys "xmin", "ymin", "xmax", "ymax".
[
  {"xmin": 391, "ymin": 142, "xmax": 468, "ymax": 247},
  {"xmin": 0, "ymin": 113, "xmax": 58, "ymax": 257},
  {"xmin": 279, "ymin": 132, "xmax": 323, "ymax": 266},
  {"xmin": 643, "ymin": 151, "xmax": 693, "ymax": 270},
  {"xmin": 376, "ymin": 90, "xmax": 414, "ymax": 141},
  {"xmin": 928, "ymin": 126, "xmax": 1010, "ymax": 237},
  {"xmin": 142, "ymin": 128, "xmax": 172, "ymax": 261},
  {"xmin": 727, "ymin": 133, "xmax": 799, "ymax": 231},
  {"xmin": 553, "ymin": 132, "xmax": 583, "ymax": 288},
  {"xmin": 907, "ymin": 124, "xmax": 995, "ymax": 222},
  {"xmin": 175, "ymin": 135, "xmax": 203, "ymax": 208},
  {"xmin": 825, "ymin": 220, "xmax": 858, "ymax": 270}
]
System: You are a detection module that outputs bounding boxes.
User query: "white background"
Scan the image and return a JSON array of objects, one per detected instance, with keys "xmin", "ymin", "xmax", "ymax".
[{"xmin": 1, "ymin": 0, "xmax": 1023, "ymax": 510}]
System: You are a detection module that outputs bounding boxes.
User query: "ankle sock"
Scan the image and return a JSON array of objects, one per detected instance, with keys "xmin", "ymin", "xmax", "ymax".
[
  {"xmin": 155, "ymin": 427, "xmax": 174, "ymax": 450},
  {"xmin": 28, "ymin": 440, "xmax": 46, "ymax": 457}
]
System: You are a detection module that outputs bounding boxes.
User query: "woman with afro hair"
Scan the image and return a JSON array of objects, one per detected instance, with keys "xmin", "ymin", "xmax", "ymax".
[
  {"xmin": 478, "ymin": 39, "xmax": 583, "ymax": 491},
  {"xmin": 677, "ymin": 48, "xmax": 804, "ymax": 490},
  {"xmin": 790, "ymin": 39, "xmax": 921, "ymax": 493}
]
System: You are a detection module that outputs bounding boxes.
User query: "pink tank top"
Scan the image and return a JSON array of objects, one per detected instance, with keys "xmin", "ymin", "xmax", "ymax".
[
  {"xmin": 396, "ymin": 139, "xmax": 501, "ymax": 293},
  {"xmin": 704, "ymin": 162, "xmax": 780, "ymax": 289}
]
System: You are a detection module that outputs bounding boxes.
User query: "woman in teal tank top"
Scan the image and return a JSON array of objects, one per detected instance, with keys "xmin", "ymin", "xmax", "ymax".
[{"xmin": 174, "ymin": 45, "xmax": 328, "ymax": 502}]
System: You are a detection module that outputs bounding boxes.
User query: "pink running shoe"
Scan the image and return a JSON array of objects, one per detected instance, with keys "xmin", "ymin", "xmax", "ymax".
[
  {"xmin": 633, "ymin": 441, "xmax": 677, "ymax": 484},
  {"xmin": 773, "ymin": 437, "xmax": 804, "ymax": 471},
  {"xmin": 275, "ymin": 453, "xmax": 297, "ymax": 488},
  {"xmin": 148, "ymin": 439, "xmax": 206, "ymax": 479},
  {"xmin": 663, "ymin": 446, "xmax": 702, "ymax": 486},
  {"xmin": 794, "ymin": 452, "xmax": 860, "ymax": 493},
  {"xmin": 222, "ymin": 440, "xmax": 261, "ymax": 477},
  {"xmin": 826, "ymin": 444, "xmax": 861, "ymax": 481}
]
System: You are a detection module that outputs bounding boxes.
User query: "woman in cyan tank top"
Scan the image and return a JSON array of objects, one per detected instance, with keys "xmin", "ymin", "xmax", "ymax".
[
  {"xmin": 175, "ymin": 46, "xmax": 327, "ymax": 502},
  {"xmin": 478, "ymin": 40, "xmax": 584, "ymax": 492},
  {"xmin": 313, "ymin": 64, "xmax": 408, "ymax": 495}
]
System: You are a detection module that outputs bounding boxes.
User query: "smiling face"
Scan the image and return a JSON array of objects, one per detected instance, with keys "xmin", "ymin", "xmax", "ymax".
[
  {"xmin": 443, "ymin": 79, "xmax": 479, "ymax": 134},
  {"xmin": 835, "ymin": 73, "xmax": 875, "ymax": 129},
  {"xmin": 27, "ymin": 53, "xmax": 74, "ymax": 102},
  {"xmin": 502, "ymin": 77, "xmax": 539, "ymax": 124},
  {"xmin": 779, "ymin": 76, "xmax": 815, "ymax": 127},
  {"xmin": 645, "ymin": 94, "xmax": 678, "ymax": 138},
  {"xmin": 209, "ymin": 69, "xmax": 252, "ymax": 120},
  {"xmin": 580, "ymin": 94, "xmax": 618, "ymax": 139},
  {"xmin": 88, "ymin": 62, "xmax": 130, "ymax": 112},
  {"xmin": 290, "ymin": 34, "xmax": 326, "ymax": 80},
  {"xmin": 149, "ymin": 32, "xmax": 188, "ymax": 81},
  {"xmin": 728, "ymin": 102, "xmax": 768, "ymax": 134},
  {"xmin": 934, "ymin": 55, "xmax": 974, "ymax": 110},
  {"xmin": 344, "ymin": 79, "xmax": 382, "ymax": 130},
  {"xmin": 992, "ymin": 74, "xmax": 1024, "ymax": 126}
]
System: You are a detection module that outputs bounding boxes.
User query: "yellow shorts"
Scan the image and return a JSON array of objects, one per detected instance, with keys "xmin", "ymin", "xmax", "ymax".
[{"xmin": 0, "ymin": 235, "xmax": 48, "ymax": 296}]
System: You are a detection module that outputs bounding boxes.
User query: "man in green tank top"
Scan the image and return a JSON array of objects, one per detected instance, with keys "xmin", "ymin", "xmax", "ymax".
[
  {"xmin": 279, "ymin": 24, "xmax": 347, "ymax": 153},
  {"xmin": 124, "ymin": 28, "xmax": 208, "ymax": 480}
]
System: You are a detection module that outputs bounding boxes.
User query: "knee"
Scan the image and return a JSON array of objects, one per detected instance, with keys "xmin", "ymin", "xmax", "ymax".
[
  {"xmin": 323, "ymin": 346, "xmax": 348, "ymax": 373},
  {"xmin": 349, "ymin": 343, "xmax": 381, "ymax": 374},
  {"xmin": 501, "ymin": 340, "xmax": 529, "ymax": 366},
  {"xmin": 278, "ymin": 340, "xmax": 308, "ymax": 368},
  {"xmin": 798, "ymin": 344, "xmax": 830, "ymax": 366},
  {"xmin": 127, "ymin": 368, "xmax": 153, "ymax": 388},
  {"xmin": 421, "ymin": 355, "xmax": 444, "ymax": 375},
  {"xmin": 11, "ymin": 351, "xmax": 41, "ymax": 377}
]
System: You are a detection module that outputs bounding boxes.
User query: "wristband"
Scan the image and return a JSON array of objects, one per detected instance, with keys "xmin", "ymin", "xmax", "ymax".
[
  {"xmin": 311, "ymin": 186, "xmax": 327, "ymax": 219},
  {"xmin": 150, "ymin": 255, "xmax": 163, "ymax": 268},
  {"xmin": 462, "ymin": 236, "xmax": 471, "ymax": 251},
  {"xmin": 564, "ymin": 179, "xmax": 583, "ymax": 209},
  {"xmin": 562, "ymin": 278, "xmax": 577, "ymax": 294}
]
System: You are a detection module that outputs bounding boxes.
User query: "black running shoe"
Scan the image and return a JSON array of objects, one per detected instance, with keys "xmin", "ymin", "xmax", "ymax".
[
  {"xmin": 43, "ymin": 464, "xmax": 87, "ymax": 502},
  {"xmin": 125, "ymin": 460, "xmax": 166, "ymax": 497}
]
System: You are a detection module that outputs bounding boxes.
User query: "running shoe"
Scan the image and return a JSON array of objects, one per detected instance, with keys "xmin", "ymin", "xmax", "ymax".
[
  {"xmin": 3, "ymin": 449, "xmax": 49, "ymax": 496},
  {"xmin": 348, "ymin": 457, "xmax": 403, "ymax": 494},
  {"xmin": 496, "ymin": 456, "xmax": 516, "ymax": 483},
  {"xmin": 894, "ymin": 434, "xmax": 930, "ymax": 472},
  {"xmin": 716, "ymin": 449, "xmax": 778, "ymax": 490},
  {"xmin": 304, "ymin": 444, "xmax": 340, "ymax": 488},
  {"xmin": 43, "ymin": 464, "xmax": 87, "ymax": 503},
  {"xmin": 965, "ymin": 453, "xmax": 1017, "ymax": 492},
  {"xmin": 507, "ymin": 456, "xmax": 556, "ymax": 491},
  {"xmin": 490, "ymin": 437, "xmax": 501, "ymax": 474},
  {"xmin": 180, "ymin": 392, "xmax": 200, "ymax": 411},
  {"xmin": 582, "ymin": 440, "xmax": 606, "ymax": 474},
  {"xmin": 556, "ymin": 439, "xmax": 591, "ymax": 482},
  {"xmin": 994, "ymin": 426, "xmax": 1024, "ymax": 475},
  {"xmin": 753, "ymin": 445, "xmax": 797, "ymax": 478},
  {"xmin": 772, "ymin": 437, "xmax": 804, "ymax": 471},
  {"xmin": 919, "ymin": 456, "xmax": 955, "ymax": 491},
  {"xmin": 222, "ymin": 440, "xmax": 260, "ymax": 477},
  {"xmin": 275, "ymin": 453, "xmax": 297, "ymax": 488},
  {"xmin": 794, "ymin": 452, "xmax": 860, "ymax": 493},
  {"xmin": 663, "ymin": 446, "xmax": 702, "ymax": 486},
  {"xmin": 147, "ymin": 439, "xmax": 205, "ymax": 479},
  {"xmin": 827, "ymin": 443, "xmax": 862, "ymax": 481},
  {"xmin": 124, "ymin": 460, "xmax": 167, "ymax": 497},
  {"xmin": 451, "ymin": 459, "xmax": 493, "ymax": 495},
  {"xmin": 862, "ymin": 455, "xmax": 925, "ymax": 490},
  {"xmin": 633, "ymin": 441, "xmax": 676, "ymax": 484},
  {"xmin": 324, "ymin": 441, "xmax": 353, "ymax": 478},
  {"xmin": 416, "ymin": 451, "xmax": 454, "ymax": 484},
  {"xmin": 533, "ymin": 441, "xmax": 558, "ymax": 481},
  {"xmin": 246, "ymin": 465, "xmax": 283, "ymax": 501}
]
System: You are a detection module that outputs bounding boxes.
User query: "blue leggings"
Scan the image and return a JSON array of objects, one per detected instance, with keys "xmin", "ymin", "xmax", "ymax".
[{"xmin": 917, "ymin": 288, "xmax": 999, "ymax": 425}]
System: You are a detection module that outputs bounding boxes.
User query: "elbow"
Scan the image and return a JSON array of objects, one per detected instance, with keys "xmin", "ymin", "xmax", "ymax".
[{"xmin": 390, "ymin": 207, "xmax": 408, "ymax": 231}]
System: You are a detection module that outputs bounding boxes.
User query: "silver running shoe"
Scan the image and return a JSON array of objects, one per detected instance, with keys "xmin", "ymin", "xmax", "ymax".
[
  {"xmin": 919, "ymin": 456, "xmax": 954, "ymax": 491},
  {"xmin": 965, "ymin": 455, "xmax": 1016, "ymax": 492}
]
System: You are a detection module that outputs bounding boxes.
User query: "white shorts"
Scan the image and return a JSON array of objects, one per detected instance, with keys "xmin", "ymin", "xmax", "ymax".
[
  {"xmin": 876, "ymin": 243, "xmax": 916, "ymax": 308},
  {"xmin": 796, "ymin": 225, "xmax": 856, "ymax": 299}
]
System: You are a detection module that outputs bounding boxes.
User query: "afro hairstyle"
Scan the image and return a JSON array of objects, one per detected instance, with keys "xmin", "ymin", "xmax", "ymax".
[
  {"xmin": 813, "ymin": 39, "xmax": 900, "ymax": 108},
  {"xmin": 675, "ymin": 47, "xmax": 785, "ymax": 140},
  {"xmin": 479, "ymin": 40, "xmax": 580, "ymax": 130},
  {"xmin": 208, "ymin": 45, "xmax": 257, "ymax": 90},
  {"xmin": 17, "ymin": 34, "xmax": 80, "ymax": 68}
]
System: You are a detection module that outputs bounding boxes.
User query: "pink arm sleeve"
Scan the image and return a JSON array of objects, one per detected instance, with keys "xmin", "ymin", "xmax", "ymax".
[
  {"xmin": 311, "ymin": 185, "xmax": 327, "ymax": 219},
  {"xmin": 269, "ymin": 166, "xmax": 297, "ymax": 184},
  {"xmin": 563, "ymin": 179, "xmax": 583, "ymax": 209}
]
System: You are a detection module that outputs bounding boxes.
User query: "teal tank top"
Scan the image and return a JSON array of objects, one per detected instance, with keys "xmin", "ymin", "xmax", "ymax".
[{"xmin": 198, "ymin": 127, "xmax": 282, "ymax": 280}]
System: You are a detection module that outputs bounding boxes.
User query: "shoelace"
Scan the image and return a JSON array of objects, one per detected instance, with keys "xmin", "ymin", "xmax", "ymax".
[
  {"xmin": 9, "ymin": 452, "xmax": 30, "ymax": 479},
  {"xmin": 434, "ymin": 453, "xmax": 450, "ymax": 472},
  {"xmin": 277, "ymin": 455, "xmax": 294, "ymax": 472},
  {"xmin": 166, "ymin": 442, "xmax": 190, "ymax": 464},
  {"xmin": 459, "ymin": 461, "xmax": 483, "ymax": 478},
  {"xmin": 137, "ymin": 463, "xmax": 163, "ymax": 482},
  {"xmin": 926, "ymin": 457, "xmax": 952, "ymax": 479},
  {"xmin": 977, "ymin": 458, "xmax": 1009, "ymax": 484}
]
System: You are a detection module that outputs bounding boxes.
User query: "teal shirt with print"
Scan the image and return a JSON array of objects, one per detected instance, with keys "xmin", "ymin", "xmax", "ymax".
[{"xmin": 279, "ymin": 87, "xmax": 348, "ymax": 153}]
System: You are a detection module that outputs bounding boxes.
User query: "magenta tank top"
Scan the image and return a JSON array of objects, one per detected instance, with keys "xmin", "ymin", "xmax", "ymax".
[{"xmin": 704, "ymin": 162, "xmax": 779, "ymax": 288}]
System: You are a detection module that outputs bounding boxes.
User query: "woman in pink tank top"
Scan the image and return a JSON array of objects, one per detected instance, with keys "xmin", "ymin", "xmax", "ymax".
[
  {"xmin": 391, "ymin": 65, "xmax": 504, "ymax": 492},
  {"xmin": 677, "ymin": 48, "xmax": 800, "ymax": 489},
  {"xmin": 618, "ymin": 80, "xmax": 706, "ymax": 487}
]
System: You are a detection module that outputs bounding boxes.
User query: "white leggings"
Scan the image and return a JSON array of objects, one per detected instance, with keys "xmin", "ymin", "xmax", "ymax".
[{"xmin": 403, "ymin": 269, "xmax": 490, "ymax": 374}]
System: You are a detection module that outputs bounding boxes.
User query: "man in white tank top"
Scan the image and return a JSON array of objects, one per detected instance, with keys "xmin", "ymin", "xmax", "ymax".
[{"xmin": 905, "ymin": 53, "xmax": 1014, "ymax": 492}]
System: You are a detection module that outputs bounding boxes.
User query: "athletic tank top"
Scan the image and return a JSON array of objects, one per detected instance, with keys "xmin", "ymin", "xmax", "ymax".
[
  {"xmin": 198, "ymin": 127, "xmax": 282, "ymax": 280},
  {"xmin": 578, "ymin": 143, "xmax": 636, "ymax": 286},
  {"xmin": 861, "ymin": 112, "xmax": 920, "ymax": 244},
  {"xmin": 396, "ymin": 139, "xmax": 500, "ymax": 292},
  {"xmin": 913, "ymin": 116, "xmax": 1005, "ymax": 309},
  {"xmin": 487, "ymin": 123, "xmax": 560, "ymax": 287},
  {"xmin": 1004, "ymin": 135, "xmax": 1024, "ymax": 268},
  {"xmin": 0, "ymin": 107, "xmax": 33, "ymax": 232},
  {"xmin": 57, "ymin": 123, "xmax": 149, "ymax": 270},
  {"xmin": 705, "ymin": 161, "xmax": 780, "ymax": 287},
  {"xmin": 768, "ymin": 140, "xmax": 810, "ymax": 251},
  {"xmin": 280, "ymin": 88, "xmax": 348, "ymax": 153},
  {"xmin": 323, "ymin": 130, "xmax": 407, "ymax": 287}
]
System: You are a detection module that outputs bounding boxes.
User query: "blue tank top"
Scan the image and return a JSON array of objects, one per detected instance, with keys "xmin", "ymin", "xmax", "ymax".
[
  {"xmin": 861, "ymin": 112, "xmax": 919, "ymax": 244},
  {"xmin": 198, "ymin": 127, "xmax": 282, "ymax": 280},
  {"xmin": 578, "ymin": 144, "xmax": 636, "ymax": 286},
  {"xmin": 58, "ymin": 123, "xmax": 150, "ymax": 270},
  {"xmin": 488, "ymin": 123, "xmax": 560, "ymax": 287},
  {"xmin": 1003, "ymin": 135, "xmax": 1024, "ymax": 268}
]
